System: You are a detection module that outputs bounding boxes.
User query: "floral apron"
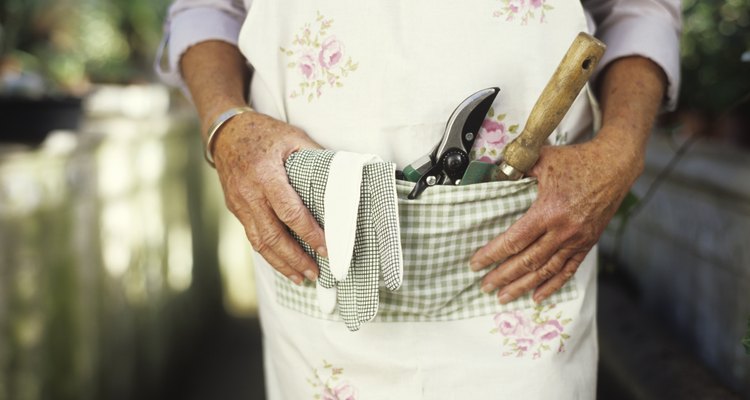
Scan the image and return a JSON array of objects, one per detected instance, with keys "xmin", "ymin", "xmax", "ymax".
[{"xmin": 238, "ymin": 1, "xmax": 599, "ymax": 398}]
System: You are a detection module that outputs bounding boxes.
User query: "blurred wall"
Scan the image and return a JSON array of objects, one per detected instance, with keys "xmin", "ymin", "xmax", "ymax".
[
  {"xmin": 0, "ymin": 86, "xmax": 225, "ymax": 400},
  {"xmin": 602, "ymin": 133, "xmax": 750, "ymax": 397}
]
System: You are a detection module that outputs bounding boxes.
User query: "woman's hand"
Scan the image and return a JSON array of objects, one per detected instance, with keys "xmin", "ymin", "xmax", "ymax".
[
  {"xmin": 180, "ymin": 41, "xmax": 326, "ymax": 285},
  {"xmin": 213, "ymin": 111, "xmax": 326, "ymax": 285},
  {"xmin": 468, "ymin": 132, "xmax": 640, "ymax": 303},
  {"xmin": 468, "ymin": 55, "xmax": 667, "ymax": 304}
]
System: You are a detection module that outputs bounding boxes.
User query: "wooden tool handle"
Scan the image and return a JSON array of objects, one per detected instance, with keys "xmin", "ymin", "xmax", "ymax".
[{"xmin": 501, "ymin": 32, "xmax": 606, "ymax": 176}]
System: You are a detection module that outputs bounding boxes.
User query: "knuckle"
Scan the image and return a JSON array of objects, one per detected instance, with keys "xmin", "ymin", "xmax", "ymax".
[
  {"xmin": 536, "ymin": 266, "xmax": 556, "ymax": 281},
  {"xmin": 285, "ymin": 252, "xmax": 310, "ymax": 272},
  {"xmin": 246, "ymin": 231, "xmax": 261, "ymax": 249},
  {"xmin": 278, "ymin": 204, "xmax": 308, "ymax": 228},
  {"xmin": 558, "ymin": 221, "xmax": 583, "ymax": 240},
  {"xmin": 499, "ymin": 240, "xmax": 521, "ymax": 257},
  {"xmin": 225, "ymin": 187, "xmax": 263, "ymax": 217},
  {"xmin": 518, "ymin": 254, "xmax": 539, "ymax": 273},
  {"xmin": 255, "ymin": 173, "xmax": 274, "ymax": 188},
  {"xmin": 253, "ymin": 240, "xmax": 270, "ymax": 254},
  {"xmin": 237, "ymin": 185, "xmax": 261, "ymax": 204},
  {"xmin": 243, "ymin": 226, "xmax": 261, "ymax": 248},
  {"xmin": 572, "ymin": 253, "xmax": 587, "ymax": 264},
  {"xmin": 256, "ymin": 230, "xmax": 283, "ymax": 253},
  {"xmin": 562, "ymin": 268, "xmax": 576, "ymax": 281},
  {"xmin": 489, "ymin": 271, "xmax": 510, "ymax": 287},
  {"xmin": 224, "ymin": 195, "xmax": 242, "ymax": 214}
]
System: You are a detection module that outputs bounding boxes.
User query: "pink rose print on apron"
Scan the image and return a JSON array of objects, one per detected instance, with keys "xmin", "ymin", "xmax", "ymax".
[
  {"xmin": 308, "ymin": 360, "xmax": 359, "ymax": 400},
  {"xmin": 491, "ymin": 304, "xmax": 572, "ymax": 359},
  {"xmin": 280, "ymin": 11, "xmax": 359, "ymax": 102},
  {"xmin": 470, "ymin": 105, "xmax": 520, "ymax": 163},
  {"xmin": 493, "ymin": 0, "xmax": 554, "ymax": 24}
]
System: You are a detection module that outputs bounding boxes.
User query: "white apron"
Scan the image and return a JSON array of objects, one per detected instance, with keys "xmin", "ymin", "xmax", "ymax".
[{"xmin": 238, "ymin": 1, "xmax": 599, "ymax": 398}]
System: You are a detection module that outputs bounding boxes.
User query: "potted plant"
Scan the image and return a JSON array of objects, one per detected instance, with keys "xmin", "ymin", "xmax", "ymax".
[
  {"xmin": 0, "ymin": 0, "xmax": 170, "ymax": 145},
  {"xmin": 0, "ymin": 0, "xmax": 88, "ymax": 144}
]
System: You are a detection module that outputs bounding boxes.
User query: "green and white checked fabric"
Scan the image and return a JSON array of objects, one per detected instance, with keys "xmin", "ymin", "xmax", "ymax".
[
  {"xmin": 279, "ymin": 154, "xmax": 579, "ymax": 325},
  {"xmin": 286, "ymin": 149, "xmax": 336, "ymax": 287},
  {"xmin": 285, "ymin": 149, "xmax": 403, "ymax": 331}
]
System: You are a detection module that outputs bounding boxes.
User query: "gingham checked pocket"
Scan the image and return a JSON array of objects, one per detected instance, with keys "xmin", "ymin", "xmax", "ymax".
[
  {"xmin": 278, "ymin": 155, "xmax": 580, "ymax": 326},
  {"xmin": 377, "ymin": 179, "xmax": 579, "ymax": 322}
]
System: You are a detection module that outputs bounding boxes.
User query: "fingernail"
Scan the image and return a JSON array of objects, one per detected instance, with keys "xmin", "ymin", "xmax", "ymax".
[
  {"xmin": 468, "ymin": 261, "xmax": 480, "ymax": 271},
  {"xmin": 289, "ymin": 275, "xmax": 302, "ymax": 286},
  {"xmin": 480, "ymin": 283, "xmax": 495, "ymax": 294},
  {"xmin": 304, "ymin": 270, "xmax": 318, "ymax": 281},
  {"xmin": 317, "ymin": 246, "xmax": 328, "ymax": 258},
  {"xmin": 533, "ymin": 294, "xmax": 543, "ymax": 304},
  {"xmin": 498, "ymin": 293, "xmax": 513, "ymax": 304}
]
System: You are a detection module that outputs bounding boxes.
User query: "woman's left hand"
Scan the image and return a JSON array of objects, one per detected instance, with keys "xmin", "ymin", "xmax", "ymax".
[
  {"xmin": 468, "ymin": 54, "xmax": 669, "ymax": 304},
  {"xmin": 468, "ymin": 131, "xmax": 642, "ymax": 304}
]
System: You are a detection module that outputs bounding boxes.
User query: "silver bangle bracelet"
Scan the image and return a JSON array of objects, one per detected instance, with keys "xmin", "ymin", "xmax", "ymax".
[{"xmin": 204, "ymin": 106, "xmax": 255, "ymax": 168}]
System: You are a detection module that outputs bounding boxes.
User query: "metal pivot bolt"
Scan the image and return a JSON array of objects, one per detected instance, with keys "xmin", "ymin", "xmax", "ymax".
[
  {"xmin": 441, "ymin": 148, "xmax": 468, "ymax": 182},
  {"xmin": 426, "ymin": 175, "xmax": 438, "ymax": 186}
]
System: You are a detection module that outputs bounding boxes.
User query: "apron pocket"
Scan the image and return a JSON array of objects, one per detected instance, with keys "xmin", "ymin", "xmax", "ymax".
[{"xmin": 275, "ymin": 177, "xmax": 580, "ymax": 323}]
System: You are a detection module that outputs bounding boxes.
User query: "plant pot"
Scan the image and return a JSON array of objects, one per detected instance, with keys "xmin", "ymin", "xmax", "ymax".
[{"xmin": 0, "ymin": 96, "xmax": 83, "ymax": 146}]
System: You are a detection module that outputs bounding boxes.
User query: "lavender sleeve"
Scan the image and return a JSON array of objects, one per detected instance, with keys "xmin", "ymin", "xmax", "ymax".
[
  {"xmin": 583, "ymin": 0, "xmax": 682, "ymax": 111},
  {"xmin": 156, "ymin": 0, "xmax": 249, "ymax": 88}
]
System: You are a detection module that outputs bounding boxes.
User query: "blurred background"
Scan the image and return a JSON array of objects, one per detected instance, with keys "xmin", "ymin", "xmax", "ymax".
[{"xmin": 0, "ymin": 0, "xmax": 748, "ymax": 399}]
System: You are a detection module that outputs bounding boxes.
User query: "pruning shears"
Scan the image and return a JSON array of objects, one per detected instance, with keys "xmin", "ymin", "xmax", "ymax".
[{"xmin": 403, "ymin": 87, "xmax": 499, "ymax": 199}]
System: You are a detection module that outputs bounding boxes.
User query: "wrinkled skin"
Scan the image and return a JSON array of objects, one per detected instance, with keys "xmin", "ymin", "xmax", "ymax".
[
  {"xmin": 183, "ymin": 40, "xmax": 665, "ymax": 298},
  {"xmin": 469, "ymin": 131, "xmax": 641, "ymax": 303},
  {"xmin": 212, "ymin": 112, "xmax": 326, "ymax": 285},
  {"xmin": 469, "ymin": 56, "xmax": 666, "ymax": 304}
]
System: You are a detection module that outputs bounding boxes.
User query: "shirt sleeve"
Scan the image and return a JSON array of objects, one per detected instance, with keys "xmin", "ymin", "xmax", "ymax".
[
  {"xmin": 582, "ymin": 0, "xmax": 682, "ymax": 111},
  {"xmin": 155, "ymin": 0, "xmax": 249, "ymax": 88}
]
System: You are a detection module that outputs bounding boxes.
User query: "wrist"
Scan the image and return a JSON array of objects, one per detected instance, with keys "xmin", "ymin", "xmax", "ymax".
[
  {"xmin": 593, "ymin": 56, "xmax": 667, "ymax": 182},
  {"xmin": 204, "ymin": 106, "xmax": 256, "ymax": 167},
  {"xmin": 591, "ymin": 126, "xmax": 646, "ymax": 181},
  {"xmin": 201, "ymin": 99, "xmax": 251, "ymax": 134}
]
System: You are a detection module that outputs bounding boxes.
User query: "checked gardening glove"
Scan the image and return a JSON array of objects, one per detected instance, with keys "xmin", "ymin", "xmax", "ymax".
[{"xmin": 285, "ymin": 149, "xmax": 403, "ymax": 331}]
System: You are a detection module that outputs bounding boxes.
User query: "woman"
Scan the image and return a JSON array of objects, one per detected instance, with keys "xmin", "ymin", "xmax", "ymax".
[{"xmin": 159, "ymin": 1, "xmax": 680, "ymax": 398}]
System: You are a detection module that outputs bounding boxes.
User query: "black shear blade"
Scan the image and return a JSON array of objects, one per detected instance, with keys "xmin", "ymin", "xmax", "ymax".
[
  {"xmin": 407, "ymin": 87, "xmax": 500, "ymax": 199},
  {"xmin": 432, "ymin": 87, "xmax": 500, "ymax": 160}
]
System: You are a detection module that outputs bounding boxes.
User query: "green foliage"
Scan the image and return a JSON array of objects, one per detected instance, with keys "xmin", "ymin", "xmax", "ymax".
[
  {"xmin": 680, "ymin": 0, "xmax": 750, "ymax": 113},
  {"xmin": 615, "ymin": 191, "xmax": 640, "ymax": 219},
  {"xmin": 1, "ymin": 0, "xmax": 172, "ymax": 94}
]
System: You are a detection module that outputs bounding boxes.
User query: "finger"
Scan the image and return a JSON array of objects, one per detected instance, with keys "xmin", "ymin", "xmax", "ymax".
[
  {"xmin": 238, "ymin": 202, "xmax": 320, "ymax": 282},
  {"xmin": 265, "ymin": 174, "xmax": 328, "ymax": 257},
  {"xmin": 249, "ymin": 220, "xmax": 319, "ymax": 282},
  {"xmin": 480, "ymin": 233, "xmax": 571, "ymax": 293},
  {"xmin": 469, "ymin": 208, "xmax": 546, "ymax": 271},
  {"xmin": 492, "ymin": 249, "xmax": 572, "ymax": 304},
  {"xmin": 532, "ymin": 252, "xmax": 587, "ymax": 303},
  {"xmin": 247, "ymin": 234, "xmax": 304, "ymax": 285}
]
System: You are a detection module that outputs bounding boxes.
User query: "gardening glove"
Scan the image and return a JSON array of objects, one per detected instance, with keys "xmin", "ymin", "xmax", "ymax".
[{"xmin": 285, "ymin": 149, "xmax": 403, "ymax": 331}]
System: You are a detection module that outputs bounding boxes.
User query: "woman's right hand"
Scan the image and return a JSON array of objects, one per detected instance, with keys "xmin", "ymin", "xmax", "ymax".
[{"xmin": 212, "ymin": 111, "xmax": 327, "ymax": 285}]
